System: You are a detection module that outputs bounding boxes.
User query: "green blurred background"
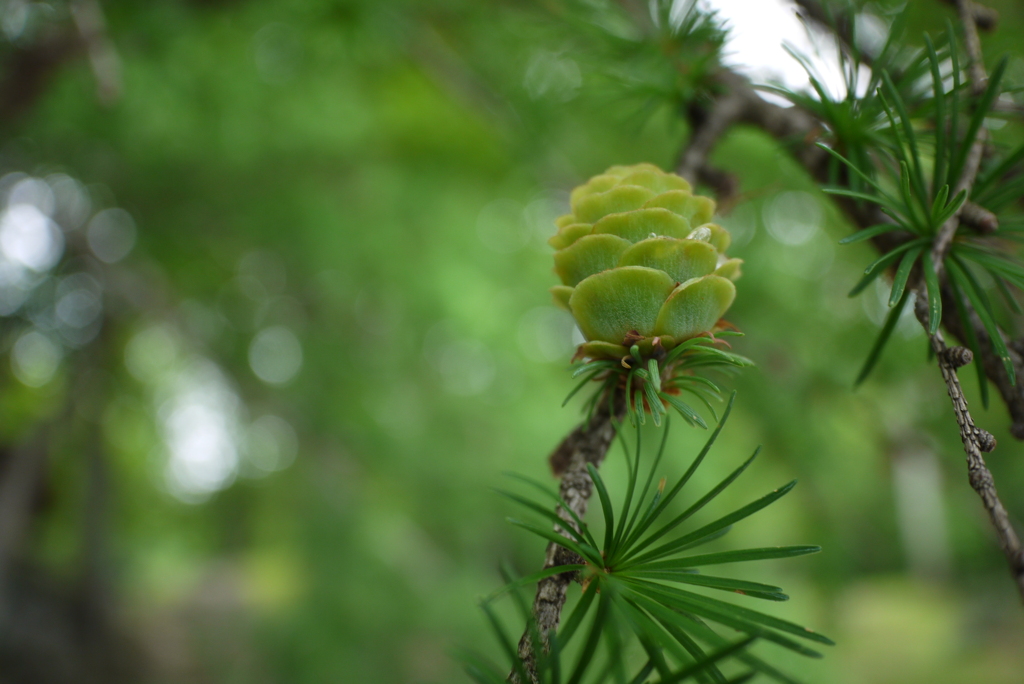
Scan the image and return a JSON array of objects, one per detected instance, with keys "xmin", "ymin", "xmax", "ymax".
[{"xmin": 1, "ymin": 0, "xmax": 1023, "ymax": 682}]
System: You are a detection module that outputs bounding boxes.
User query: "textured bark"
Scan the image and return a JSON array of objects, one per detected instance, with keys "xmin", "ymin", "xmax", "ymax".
[
  {"xmin": 919, "ymin": 3, "xmax": 1024, "ymax": 600},
  {"xmin": 916, "ymin": 297, "xmax": 1024, "ymax": 601},
  {"xmin": 511, "ymin": 397, "xmax": 623, "ymax": 684}
]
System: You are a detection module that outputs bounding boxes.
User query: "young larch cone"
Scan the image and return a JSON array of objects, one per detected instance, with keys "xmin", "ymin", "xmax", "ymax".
[{"xmin": 550, "ymin": 163, "xmax": 741, "ymax": 359}]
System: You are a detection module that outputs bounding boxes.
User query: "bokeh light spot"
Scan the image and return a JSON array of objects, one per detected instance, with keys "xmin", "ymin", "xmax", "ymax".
[
  {"xmin": 717, "ymin": 202, "xmax": 757, "ymax": 250},
  {"xmin": 9, "ymin": 177, "xmax": 55, "ymax": 215},
  {"xmin": 11, "ymin": 329, "xmax": 62, "ymax": 387},
  {"xmin": 246, "ymin": 415, "xmax": 299, "ymax": 474},
  {"xmin": 160, "ymin": 359, "xmax": 242, "ymax": 502},
  {"xmin": 56, "ymin": 273, "xmax": 103, "ymax": 329},
  {"xmin": 47, "ymin": 173, "xmax": 92, "ymax": 229},
  {"xmin": 125, "ymin": 324, "xmax": 180, "ymax": 383},
  {"xmin": 424, "ymin": 322, "xmax": 497, "ymax": 396},
  {"xmin": 237, "ymin": 249, "xmax": 288, "ymax": 302},
  {"xmin": 523, "ymin": 192, "xmax": 569, "ymax": 246},
  {"xmin": 87, "ymin": 208, "xmax": 137, "ymax": 263},
  {"xmin": 774, "ymin": 229, "xmax": 835, "ymax": 281},
  {"xmin": 0, "ymin": 203, "xmax": 64, "ymax": 271},
  {"xmin": 249, "ymin": 326, "xmax": 303, "ymax": 385},
  {"xmin": 517, "ymin": 306, "xmax": 576, "ymax": 363},
  {"xmin": 476, "ymin": 199, "xmax": 532, "ymax": 253},
  {"xmin": 763, "ymin": 191, "xmax": 822, "ymax": 246},
  {"xmin": 0, "ymin": 259, "xmax": 31, "ymax": 315},
  {"xmin": 524, "ymin": 50, "xmax": 582, "ymax": 101}
]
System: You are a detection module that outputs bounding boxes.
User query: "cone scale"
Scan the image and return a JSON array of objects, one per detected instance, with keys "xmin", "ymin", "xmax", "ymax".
[{"xmin": 550, "ymin": 164, "xmax": 741, "ymax": 360}]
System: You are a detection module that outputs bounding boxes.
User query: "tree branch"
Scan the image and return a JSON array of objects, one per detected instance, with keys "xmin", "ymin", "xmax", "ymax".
[
  {"xmin": 511, "ymin": 397, "xmax": 623, "ymax": 684},
  {"xmin": 665, "ymin": 0, "xmax": 1024, "ymax": 599},
  {"xmin": 914, "ymin": 0, "xmax": 1024, "ymax": 602},
  {"xmin": 799, "ymin": 0, "xmax": 993, "ymax": 31},
  {"xmin": 960, "ymin": 201, "xmax": 999, "ymax": 233},
  {"xmin": 941, "ymin": 289, "xmax": 1024, "ymax": 439},
  {"xmin": 508, "ymin": 4, "xmax": 1021, "ymax": 669},
  {"xmin": 70, "ymin": 0, "xmax": 123, "ymax": 106},
  {"xmin": 914, "ymin": 297, "xmax": 1024, "ymax": 600},
  {"xmin": 931, "ymin": 0, "xmax": 990, "ymax": 276},
  {"xmin": 676, "ymin": 89, "xmax": 747, "ymax": 193},
  {"xmin": 946, "ymin": 0, "xmax": 1000, "ymax": 33},
  {"xmin": 693, "ymin": 52, "xmax": 1024, "ymax": 437},
  {"xmin": 956, "ymin": 0, "xmax": 988, "ymax": 93}
]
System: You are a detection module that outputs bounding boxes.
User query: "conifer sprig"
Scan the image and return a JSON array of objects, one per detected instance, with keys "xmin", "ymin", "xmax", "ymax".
[
  {"xmin": 567, "ymin": 332, "xmax": 751, "ymax": 430},
  {"xmin": 471, "ymin": 395, "xmax": 829, "ymax": 684},
  {"xmin": 776, "ymin": 16, "xmax": 1024, "ymax": 390}
]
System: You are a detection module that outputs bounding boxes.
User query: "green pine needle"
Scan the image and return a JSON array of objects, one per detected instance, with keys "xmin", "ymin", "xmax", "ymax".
[{"xmin": 490, "ymin": 393, "xmax": 828, "ymax": 681}]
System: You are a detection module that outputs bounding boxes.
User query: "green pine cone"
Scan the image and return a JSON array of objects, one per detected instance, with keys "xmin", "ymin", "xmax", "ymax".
[{"xmin": 549, "ymin": 163, "xmax": 741, "ymax": 359}]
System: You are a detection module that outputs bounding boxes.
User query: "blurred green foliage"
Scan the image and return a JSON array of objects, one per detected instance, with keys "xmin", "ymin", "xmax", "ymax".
[{"xmin": 2, "ymin": 0, "xmax": 1024, "ymax": 683}]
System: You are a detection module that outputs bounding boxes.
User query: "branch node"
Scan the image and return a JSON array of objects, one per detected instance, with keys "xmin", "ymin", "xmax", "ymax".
[
  {"xmin": 974, "ymin": 428, "xmax": 997, "ymax": 452},
  {"xmin": 941, "ymin": 346, "xmax": 974, "ymax": 369},
  {"xmin": 942, "ymin": 0, "xmax": 1000, "ymax": 31},
  {"xmin": 961, "ymin": 201, "xmax": 999, "ymax": 234}
]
